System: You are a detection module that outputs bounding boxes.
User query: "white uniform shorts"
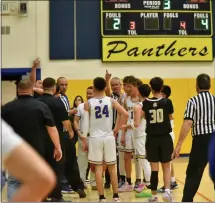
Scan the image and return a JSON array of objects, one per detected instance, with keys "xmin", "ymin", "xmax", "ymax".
[
  {"xmin": 134, "ymin": 136, "xmax": 146, "ymax": 159},
  {"xmin": 117, "ymin": 129, "xmax": 134, "ymax": 153},
  {"xmin": 88, "ymin": 135, "xmax": 116, "ymax": 165}
]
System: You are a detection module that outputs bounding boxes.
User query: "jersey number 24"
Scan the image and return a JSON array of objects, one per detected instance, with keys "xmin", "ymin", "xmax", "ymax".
[
  {"xmin": 149, "ymin": 109, "xmax": 164, "ymax": 123},
  {"xmin": 95, "ymin": 105, "xmax": 109, "ymax": 119}
]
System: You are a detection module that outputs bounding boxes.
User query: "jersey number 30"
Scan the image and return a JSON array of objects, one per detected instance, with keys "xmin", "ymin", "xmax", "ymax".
[
  {"xmin": 149, "ymin": 109, "xmax": 164, "ymax": 123},
  {"xmin": 95, "ymin": 105, "xmax": 109, "ymax": 119}
]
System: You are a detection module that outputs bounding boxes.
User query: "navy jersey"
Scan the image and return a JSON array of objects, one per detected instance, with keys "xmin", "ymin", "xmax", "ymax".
[{"xmin": 142, "ymin": 97, "xmax": 174, "ymax": 135}]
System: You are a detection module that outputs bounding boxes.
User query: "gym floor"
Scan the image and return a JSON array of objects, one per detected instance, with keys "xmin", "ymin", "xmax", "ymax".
[{"xmin": 2, "ymin": 158, "xmax": 214, "ymax": 202}]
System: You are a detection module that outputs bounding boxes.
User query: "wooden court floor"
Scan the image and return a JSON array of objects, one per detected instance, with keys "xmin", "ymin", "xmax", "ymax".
[{"xmin": 2, "ymin": 158, "xmax": 215, "ymax": 202}]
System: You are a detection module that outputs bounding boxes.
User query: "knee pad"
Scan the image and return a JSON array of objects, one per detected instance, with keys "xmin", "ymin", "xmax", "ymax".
[{"xmin": 150, "ymin": 171, "xmax": 159, "ymax": 191}]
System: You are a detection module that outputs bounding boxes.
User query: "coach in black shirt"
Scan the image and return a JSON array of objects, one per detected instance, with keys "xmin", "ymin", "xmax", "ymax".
[
  {"xmin": 39, "ymin": 77, "xmax": 86, "ymax": 199},
  {"xmin": 1, "ymin": 79, "xmax": 62, "ymax": 201},
  {"xmin": 38, "ymin": 78, "xmax": 74, "ymax": 201},
  {"xmin": 173, "ymin": 74, "xmax": 215, "ymax": 202}
]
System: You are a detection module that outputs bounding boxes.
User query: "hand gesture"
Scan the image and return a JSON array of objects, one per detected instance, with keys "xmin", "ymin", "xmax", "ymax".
[
  {"xmin": 53, "ymin": 148, "xmax": 62, "ymax": 161},
  {"xmin": 32, "ymin": 58, "xmax": 40, "ymax": 69},
  {"xmin": 113, "ymin": 128, "xmax": 119, "ymax": 137},
  {"xmin": 105, "ymin": 70, "xmax": 112, "ymax": 81},
  {"xmin": 171, "ymin": 144, "xmax": 181, "ymax": 160},
  {"xmin": 69, "ymin": 108, "xmax": 78, "ymax": 115},
  {"xmin": 121, "ymin": 135, "xmax": 125, "ymax": 146},
  {"xmin": 121, "ymin": 124, "xmax": 128, "ymax": 130}
]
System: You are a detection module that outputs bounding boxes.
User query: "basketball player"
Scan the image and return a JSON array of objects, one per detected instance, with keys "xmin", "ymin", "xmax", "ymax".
[
  {"xmin": 143, "ymin": 77, "xmax": 173, "ymax": 202},
  {"xmin": 122, "ymin": 84, "xmax": 152, "ymax": 193},
  {"xmin": 158, "ymin": 85, "xmax": 178, "ymax": 193},
  {"xmin": 73, "ymin": 86, "xmax": 97, "ymax": 189},
  {"xmin": 118, "ymin": 76, "xmax": 142, "ymax": 192},
  {"xmin": 82, "ymin": 77, "xmax": 129, "ymax": 202}
]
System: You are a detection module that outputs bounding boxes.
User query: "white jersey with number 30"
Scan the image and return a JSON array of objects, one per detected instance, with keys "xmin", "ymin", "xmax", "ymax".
[{"xmin": 89, "ymin": 97, "xmax": 113, "ymax": 138}]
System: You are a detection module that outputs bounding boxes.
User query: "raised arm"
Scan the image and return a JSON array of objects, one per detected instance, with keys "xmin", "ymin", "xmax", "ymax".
[
  {"xmin": 29, "ymin": 58, "xmax": 40, "ymax": 84},
  {"xmin": 105, "ymin": 70, "xmax": 112, "ymax": 97}
]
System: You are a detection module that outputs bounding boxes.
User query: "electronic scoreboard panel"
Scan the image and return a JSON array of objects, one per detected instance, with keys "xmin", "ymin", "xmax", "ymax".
[{"xmin": 101, "ymin": 0, "xmax": 213, "ymax": 62}]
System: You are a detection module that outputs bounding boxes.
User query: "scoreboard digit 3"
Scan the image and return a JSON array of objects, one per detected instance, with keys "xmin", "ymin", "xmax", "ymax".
[{"xmin": 101, "ymin": 0, "xmax": 213, "ymax": 62}]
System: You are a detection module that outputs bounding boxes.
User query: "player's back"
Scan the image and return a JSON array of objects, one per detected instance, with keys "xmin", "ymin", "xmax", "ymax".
[
  {"xmin": 142, "ymin": 97, "xmax": 173, "ymax": 136},
  {"xmin": 89, "ymin": 96, "xmax": 113, "ymax": 137}
]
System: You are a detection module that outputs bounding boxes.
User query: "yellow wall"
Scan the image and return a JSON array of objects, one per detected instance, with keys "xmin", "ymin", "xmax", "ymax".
[{"xmin": 67, "ymin": 78, "xmax": 215, "ymax": 154}]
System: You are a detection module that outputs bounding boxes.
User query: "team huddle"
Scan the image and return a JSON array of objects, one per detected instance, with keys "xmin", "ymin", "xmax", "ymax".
[{"xmin": 80, "ymin": 75, "xmax": 177, "ymax": 202}]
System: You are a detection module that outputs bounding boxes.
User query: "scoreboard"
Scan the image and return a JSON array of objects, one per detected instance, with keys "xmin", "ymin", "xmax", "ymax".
[{"xmin": 101, "ymin": 0, "xmax": 213, "ymax": 62}]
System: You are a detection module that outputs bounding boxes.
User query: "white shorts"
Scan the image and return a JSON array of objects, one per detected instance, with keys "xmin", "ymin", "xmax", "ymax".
[
  {"xmin": 134, "ymin": 136, "xmax": 146, "ymax": 159},
  {"xmin": 117, "ymin": 129, "xmax": 134, "ymax": 153},
  {"xmin": 88, "ymin": 136, "xmax": 116, "ymax": 165}
]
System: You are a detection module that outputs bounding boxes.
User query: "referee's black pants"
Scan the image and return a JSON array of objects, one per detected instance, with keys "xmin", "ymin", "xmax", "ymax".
[
  {"xmin": 61, "ymin": 132, "xmax": 84, "ymax": 191},
  {"xmin": 182, "ymin": 133, "xmax": 214, "ymax": 202}
]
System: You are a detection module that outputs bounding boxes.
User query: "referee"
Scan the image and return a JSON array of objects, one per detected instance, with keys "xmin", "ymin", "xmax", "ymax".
[{"xmin": 173, "ymin": 73, "xmax": 215, "ymax": 202}]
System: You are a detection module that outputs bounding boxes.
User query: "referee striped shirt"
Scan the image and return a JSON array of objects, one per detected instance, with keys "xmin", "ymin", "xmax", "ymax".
[
  {"xmin": 111, "ymin": 93, "xmax": 121, "ymax": 128},
  {"xmin": 184, "ymin": 91, "xmax": 215, "ymax": 136}
]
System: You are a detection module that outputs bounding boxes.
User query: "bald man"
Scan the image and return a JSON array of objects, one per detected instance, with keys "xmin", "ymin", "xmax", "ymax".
[{"xmin": 2, "ymin": 79, "xmax": 62, "ymax": 200}]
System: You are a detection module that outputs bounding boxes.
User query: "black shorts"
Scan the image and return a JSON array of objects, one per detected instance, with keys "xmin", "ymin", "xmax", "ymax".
[{"xmin": 146, "ymin": 134, "xmax": 173, "ymax": 163}]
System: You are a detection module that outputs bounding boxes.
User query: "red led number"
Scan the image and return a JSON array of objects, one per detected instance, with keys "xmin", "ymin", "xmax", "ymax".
[
  {"xmin": 130, "ymin": 21, "xmax": 136, "ymax": 30},
  {"xmin": 180, "ymin": 21, "xmax": 186, "ymax": 30}
]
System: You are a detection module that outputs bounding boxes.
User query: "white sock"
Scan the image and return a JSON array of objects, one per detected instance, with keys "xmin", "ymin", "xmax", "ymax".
[
  {"xmin": 119, "ymin": 151, "xmax": 125, "ymax": 176},
  {"xmin": 134, "ymin": 157, "xmax": 142, "ymax": 180},
  {"xmin": 139, "ymin": 159, "xmax": 151, "ymax": 182},
  {"xmin": 171, "ymin": 177, "xmax": 176, "ymax": 182},
  {"xmin": 165, "ymin": 189, "xmax": 171, "ymax": 194}
]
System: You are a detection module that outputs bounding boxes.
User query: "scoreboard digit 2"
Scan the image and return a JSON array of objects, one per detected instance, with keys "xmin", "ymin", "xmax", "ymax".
[{"xmin": 101, "ymin": 0, "xmax": 213, "ymax": 62}]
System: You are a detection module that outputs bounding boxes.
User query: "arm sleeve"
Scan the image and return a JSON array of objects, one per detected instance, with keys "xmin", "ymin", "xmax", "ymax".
[
  {"xmin": 41, "ymin": 104, "xmax": 56, "ymax": 127},
  {"xmin": 184, "ymin": 99, "xmax": 195, "ymax": 121},
  {"xmin": 2, "ymin": 120, "xmax": 23, "ymax": 159}
]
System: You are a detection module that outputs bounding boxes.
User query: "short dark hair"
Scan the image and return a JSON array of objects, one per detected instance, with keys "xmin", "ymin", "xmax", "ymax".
[
  {"xmin": 18, "ymin": 80, "xmax": 33, "ymax": 90},
  {"xmin": 136, "ymin": 78, "xmax": 143, "ymax": 87},
  {"xmin": 162, "ymin": 85, "xmax": 171, "ymax": 98},
  {"xmin": 93, "ymin": 77, "xmax": 106, "ymax": 91},
  {"xmin": 197, "ymin": 74, "xmax": 211, "ymax": 90},
  {"xmin": 123, "ymin": 75, "xmax": 137, "ymax": 86},
  {"xmin": 150, "ymin": 77, "xmax": 164, "ymax": 92},
  {"xmin": 87, "ymin": 86, "xmax": 93, "ymax": 90},
  {"xmin": 43, "ymin": 77, "xmax": 56, "ymax": 89},
  {"xmin": 57, "ymin": 77, "xmax": 66, "ymax": 84},
  {"xmin": 138, "ymin": 84, "xmax": 151, "ymax": 97}
]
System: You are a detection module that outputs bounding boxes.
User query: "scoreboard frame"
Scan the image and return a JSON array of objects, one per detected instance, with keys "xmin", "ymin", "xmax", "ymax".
[{"xmin": 100, "ymin": 0, "xmax": 213, "ymax": 38}]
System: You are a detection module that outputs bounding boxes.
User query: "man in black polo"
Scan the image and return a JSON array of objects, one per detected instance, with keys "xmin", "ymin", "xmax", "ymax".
[
  {"xmin": 1, "ymin": 79, "xmax": 62, "ymax": 201},
  {"xmin": 43, "ymin": 77, "xmax": 86, "ymax": 198},
  {"xmin": 38, "ymin": 77, "xmax": 75, "ymax": 201}
]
